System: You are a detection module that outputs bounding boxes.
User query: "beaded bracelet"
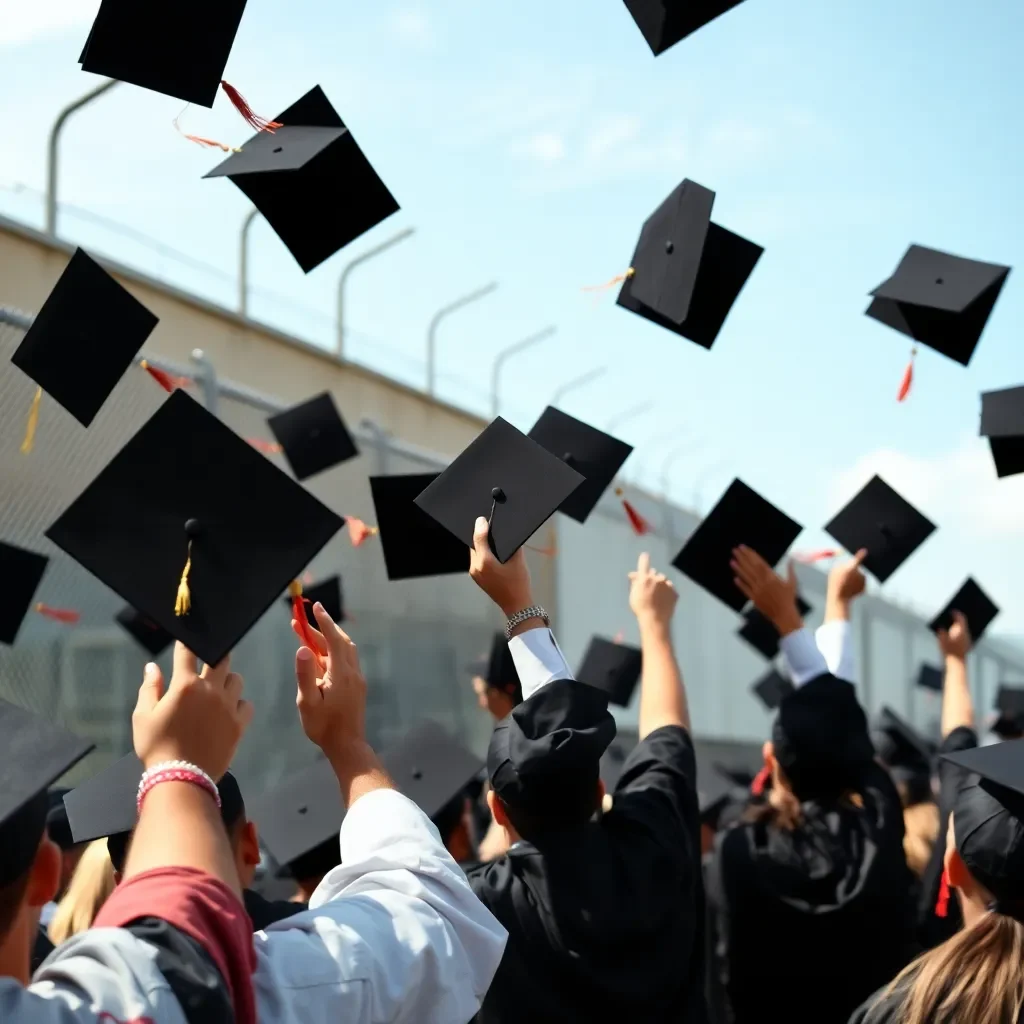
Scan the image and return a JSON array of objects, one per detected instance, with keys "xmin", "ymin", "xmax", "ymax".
[{"xmin": 136, "ymin": 759, "xmax": 221, "ymax": 814}]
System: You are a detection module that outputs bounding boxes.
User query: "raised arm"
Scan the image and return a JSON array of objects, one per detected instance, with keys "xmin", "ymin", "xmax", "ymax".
[
  {"xmin": 815, "ymin": 549, "xmax": 867, "ymax": 683},
  {"xmin": 938, "ymin": 611, "xmax": 973, "ymax": 738}
]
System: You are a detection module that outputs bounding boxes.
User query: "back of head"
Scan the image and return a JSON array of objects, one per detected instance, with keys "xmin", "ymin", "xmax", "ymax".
[
  {"xmin": 0, "ymin": 792, "xmax": 49, "ymax": 942},
  {"xmin": 47, "ymin": 839, "xmax": 116, "ymax": 945}
]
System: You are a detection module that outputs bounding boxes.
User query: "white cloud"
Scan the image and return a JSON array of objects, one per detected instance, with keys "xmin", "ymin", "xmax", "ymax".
[
  {"xmin": 514, "ymin": 132, "xmax": 566, "ymax": 164},
  {"xmin": 388, "ymin": 7, "xmax": 435, "ymax": 49},
  {"xmin": 0, "ymin": 0, "xmax": 99, "ymax": 47}
]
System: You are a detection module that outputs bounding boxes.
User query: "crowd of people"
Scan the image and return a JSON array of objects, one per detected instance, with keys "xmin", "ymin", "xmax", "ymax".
[{"xmin": 2, "ymin": 513, "xmax": 1021, "ymax": 1023}]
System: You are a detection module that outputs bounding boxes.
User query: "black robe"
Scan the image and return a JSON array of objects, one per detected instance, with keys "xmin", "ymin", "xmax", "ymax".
[
  {"xmin": 465, "ymin": 725, "xmax": 707, "ymax": 1023},
  {"xmin": 243, "ymin": 888, "xmax": 307, "ymax": 931}
]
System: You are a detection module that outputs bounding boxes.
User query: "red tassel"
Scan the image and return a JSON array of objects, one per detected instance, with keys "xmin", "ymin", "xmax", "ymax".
[
  {"xmin": 613, "ymin": 631, "xmax": 625, "ymax": 644},
  {"xmin": 173, "ymin": 105, "xmax": 242, "ymax": 153},
  {"xmin": 935, "ymin": 868, "xmax": 951, "ymax": 918},
  {"xmin": 247, "ymin": 437, "xmax": 284, "ymax": 455},
  {"xmin": 346, "ymin": 517, "xmax": 379, "ymax": 548},
  {"xmin": 288, "ymin": 582, "xmax": 325, "ymax": 673},
  {"xmin": 751, "ymin": 765, "xmax": 771, "ymax": 796},
  {"xmin": 615, "ymin": 488, "xmax": 652, "ymax": 536},
  {"xmin": 141, "ymin": 360, "xmax": 190, "ymax": 393},
  {"xmin": 793, "ymin": 549, "xmax": 840, "ymax": 564},
  {"xmin": 35, "ymin": 603, "xmax": 80, "ymax": 625},
  {"xmin": 220, "ymin": 81, "xmax": 283, "ymax": 133},
  {"xmin": 897, "ymin": 347, "xmax": 917, "ymax": 402}
]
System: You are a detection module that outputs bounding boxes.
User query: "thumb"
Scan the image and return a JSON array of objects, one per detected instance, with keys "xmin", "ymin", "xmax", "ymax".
[
  {"xmin": 853, "ymin": 548, "xmax": 869, "ymax": 567},
  {"xmin": 473, "ymin": 516, "xmax": 490, "ymax": 553},
  {"xmin": 295, "ymin": 647, "xmax": 321, "ymax": 706},
  {"xmin": 952, "ymin": 610, "xmax": 968, "ymax": 632},
  {"xmin": 135, "ymin": 662, "xmax": 165, "ymax": 715}
]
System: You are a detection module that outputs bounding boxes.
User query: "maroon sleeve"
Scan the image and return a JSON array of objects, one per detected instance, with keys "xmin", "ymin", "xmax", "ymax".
[{"xmin": 95, "ymin": 867, "xmax": 256, "ymax": 1024}]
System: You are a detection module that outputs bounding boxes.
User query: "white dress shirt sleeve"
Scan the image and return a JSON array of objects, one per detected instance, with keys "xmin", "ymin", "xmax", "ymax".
[
  {"xmin": 508, "ymin": 627, "xmax": 574, "ymax": 701},
  {"xmin": 779, "ymin": 627, "xmax": 830, "ymax": 688},
  {"xmin": 253, "ymin": 788, "xmax": 507, "ymax": 1024},
  {"xmin": 815, "ymin": 620, "xmax": 856, "ymax": 683}
]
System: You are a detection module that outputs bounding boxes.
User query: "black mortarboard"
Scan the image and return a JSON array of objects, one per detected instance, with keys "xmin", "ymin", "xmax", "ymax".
[
  {"xmin": 945, "ymin": 739, "xmax": 1024, "ymax": 906},
  {"xmin": 0, "ymin": 702, "xmax": 92, "ymax": 884},
  {"xmin": 381, "ymin": 721, "xmax": 484, "ymax": 821},
  {"xmin": 738, "ymin": 596, "xmax": 812, "ymax": 660},
  {"xmin": 623, "ymin": 0, "xmax": 746, "ymax": 56},
  {"xmin": 11, "ymin": 249, "xmax": 158, "ymax": 428},
  {"xmin": 46, "ymin": 789, "xmax": 75, "ymax": 851},
  {"xmin": 526, "ymin": 407, "xmax": 633, "ymax": 524},
  {"xmin": 0, "ymin": 541, "xmax": 48, "ymax": 646},
  {"xmin": 576, "ymin": 637, "xmax": 643, "ymax": 708},
  {"xmin": 79, "ymin": 0, "xmax": 246, "ymax": 106},
  {"xmin": 616, "ymin": 179, "xmax": 763, "ymax": 349},
  {"xmin": 713, "ymin": 763, "xmax": 755, "ymax": 791},
  {"xmin": 866, "ymin": 244, "xmax": 1010, "ymax": 366},
  {"xmin": 46, "ymin": 390, "xmax": 344, "ymax": 667},
  {"xmin": 414, "ymin": 417, "xmax": 585, "ymax": 564},
  {"xmin": 205, "ymin": 86, "xmax": 400, "ymax": 274},
  {"xmin": 267, "ymin": 392, "xmax": 358, "ymax": 482},
  {"xmin": 247, "ymin": 758, "xmax": 344, "ymax": 874},
  {"xmin": 824, "ymin": 475, "xmax": 936, "ymax": 583},
  {"xmin": 282, "ymin": 576, "xmax": 344, "ymax": 628},
  {"xmin": 992, "ymin": 688, "xmax": 1024, "ymax": 740},
  {"xmin": 751, "ymin": 668, "xmax": 794, "ymax": 710},
  {"xmin": 471, "ymin": 633, "xmax": 523, "ymax": 701},
  {"xmin": 916, "ymin": 663, "xmax": 943, "ymax": 693},
  {"xmin": 928, "ymin": 577, "xmax": 999, "ymax": 645},
  {"xmin": 370, "ymin": 473, "xmax": 469, "ymax": 580},
  {"xmin": 115, "ymin": 606, "xmax": 174, "ymax": 657},
  {"xmin": 672, "ymin": 479, "xmax": 802, "ymax": 612},
  {"xmin": 980, "ymin": 385, "xmax": 1024, "ymax": 479},
  {"xmin": 874, "ymin": 707, "xmax": 934, "ymax": 769}
]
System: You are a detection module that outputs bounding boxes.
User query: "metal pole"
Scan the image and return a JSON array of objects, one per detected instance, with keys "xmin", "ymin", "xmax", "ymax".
[
  {"xmin": 551, "ymin": 366, "xmax": 607, "ymax": 407},
  {"xmin": 337, "ymin": 227, "xmax": 416, "ymax": 358},
  {"xmin": 46, "ymin": 80, "xmax": 119, "ymax": 237},
  {"xmin": 238, "ymin": 209, "xmax": 260, "ymax": 317},
  {"xmin": 190, "ymin": 348, "xmax": 219, "ymax": 416},
  {"xmin": 606, "ymin": 401, "xmax": 653, "ymax": 433},
  {"xmin": 659, "ymin": 440, "xmax": 700, "ymax": 498},
  {"xmin": 426, "ymin": 282, "xmax": 498, "ymax": 396},
  {"xmin": 491, "ymin": 326, "xmax": 556, "ymax": 418}
]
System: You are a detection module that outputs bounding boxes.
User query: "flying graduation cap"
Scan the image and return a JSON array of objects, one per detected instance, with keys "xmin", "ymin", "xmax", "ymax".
[
  {"xmin": 916, "ymin": 663, "xmax": 943, "ymax": 694},
  {"xmin": 980, "ymin": 385, "xmax": 1024, "ymax": 479},
  {"xmin": 46, "ymin": 390, "xmax": 344, "ymax": 667},
  {"xmin": 205, "ymin": 86, "xmax": 400, "ymax": 273},
  {"xmin": 751, "ymin": 668, "xmax": 794, "ymax": 710},
  {"xmin": 622, "ymin": 1, "xmax": 748, "ymax": 57},
  {"xmin": 414, "ymin": 417, "xmax": 584, "ymax": 564},
  {"xmin": 267, "ymin": 392, "xmax": 359, "ymax": 482},
  {"xmin": 115, "ymin": 606, "xmax": 174, "ymax": 657},
  {"xmin": 738, "ymin": 596, "xmax": 812, "ymax": 660},
  {"xmin": 615, "ymin": 178, "xmax": 763, "ymax": 349},
  {"xmin": 0, "ymin": 541, "xmax": 50, "ymax": 646},
  {"xmin": 992, "ymin": 688, "xmax": 1024, "ymax": 740},
  {"xmin": 576, "ymin": 636, "xmax": 643, "ymax": 707},
  {"xmin": 928, "ymin": 578, "xmax": 999, "ymax": 645}
]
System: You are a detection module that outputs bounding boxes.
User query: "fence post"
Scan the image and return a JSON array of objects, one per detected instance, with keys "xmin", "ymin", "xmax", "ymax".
[{"xmin": 190, "ymin": 349, "xmax": 219, "ymax": 415}]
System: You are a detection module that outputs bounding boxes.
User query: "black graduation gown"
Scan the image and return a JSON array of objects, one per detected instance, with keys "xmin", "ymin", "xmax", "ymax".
[
  {"xmin": 465, "ymin": 725, "xmax": 707, "ymax": 1024},
  {"xmin": 847, "ymin": 979, "xmax": 910, "ymax": 1024},
  {"xmin": 243, "ymin": 889, "xmax": 307, "ymax": 931}
]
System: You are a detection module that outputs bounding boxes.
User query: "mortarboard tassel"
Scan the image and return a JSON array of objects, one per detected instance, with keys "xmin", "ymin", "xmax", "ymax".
[
  {"xmin": 220, "ymin": 81, "xmax": 284, "ymax": 134},
  {"xmin": 173, "ymin": 105, "xmax": 243, "ymax": 153},
  {"xmin": 346, "ymin": 517, "xmax": 379, "ymax": 548},
  {"xmin": 751, "ymin": 765, "xmax": 771, "ymax": 796},
  {"xmin": 615, "ymin": 488, "xmax": 652, "ymax": 536},
  {"xmin": 793, "ymin": 549, "xmax": 840, "ymax": 564},
  {"xmin": 288, "ymin": 581, "xmax": 326, "ymax": 672},
  {"xmin": 613, "ymin": 631, "xmax": 625, "ymax": 644},
  {"xmin": 20, "ymin": 386, "xmax": 42, "ymax": 455},
  {"xmin": 247, "ymin": 437, "xmax": 284, "ymax": 455},
  {"xmin": 34, "ymin": 603, "xmax": 80, "ymax": 625},
  {"xmin": 583, "ymin": 267, "xmax": 635, "ymax": 293},
  {"xmin": 897, "ymin": 347, "xmax": 917, "ymax": 403},
  {"xmin": 935, "ymin": 868, "xmax": 951, "ymax": 918},
  {"xmin": 175, "ymin": 541, "xmax": 192, "ymax": 617},
  {"xmin": 141, "ymin": 359, "xmax": 189, "ymax": 393}
]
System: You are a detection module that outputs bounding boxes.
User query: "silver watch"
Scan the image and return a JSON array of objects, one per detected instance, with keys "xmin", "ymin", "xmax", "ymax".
[{"xmin": 505, "ymin": 605, "xmax": 549, "ymax": 641}]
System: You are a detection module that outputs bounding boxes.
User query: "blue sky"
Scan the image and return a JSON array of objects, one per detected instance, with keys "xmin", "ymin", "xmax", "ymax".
[{"xmin": 2, "ymin": 0, "xmax": 1024, "ymax": 635}]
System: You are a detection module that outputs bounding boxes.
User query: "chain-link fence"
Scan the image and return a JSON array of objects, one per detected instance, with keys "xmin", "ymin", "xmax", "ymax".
[{"xmin": 0, "ymin": 307, "xmax": 500, "ymax": 793}]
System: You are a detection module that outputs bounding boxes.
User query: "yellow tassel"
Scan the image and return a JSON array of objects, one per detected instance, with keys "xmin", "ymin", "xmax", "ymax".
[
  {"xmin": 582, "ymin": 267, "xmax": 635, "ymax": 293},
  {"xmin": 288, "ymin": 580, "xmax": 302, "ymax": 600},
  {"xmin": 20, "ymin": 386, "xmax": 42, "ymax": 455},
  {"xmin": 175, "ymin": 542, "xmax": 192, "ymax": 617}
]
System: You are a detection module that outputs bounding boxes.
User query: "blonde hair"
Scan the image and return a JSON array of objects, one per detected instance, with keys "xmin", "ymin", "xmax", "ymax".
[
  {"xmin": 902, "ymin": 801, "xmax": 939, "ymax": 879},
  {"xmin": 48, "ymin": 839, "xmax": 115, "ymax": 945},
  {"xmin": 883, "ymin": 911, "xmax": 1024, "ymax": 1024}
]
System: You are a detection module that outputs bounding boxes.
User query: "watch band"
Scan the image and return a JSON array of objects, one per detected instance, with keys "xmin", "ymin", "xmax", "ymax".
[{"xmin": 505, "ymin": 605, "xmax": 549, "ymax": 641}]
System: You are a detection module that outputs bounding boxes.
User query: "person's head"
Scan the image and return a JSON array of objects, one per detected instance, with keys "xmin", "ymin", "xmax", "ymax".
[
  {"xmin": 47, "ymin": 839, "xmax": 116, "ymax": 945},
  {"xmin": 281, "ymin": 837, "xmax": 341, "ymax": 900},
  {"xmin": 473, "ymin": 675, "xmax": 521, "ymax": 722},
  {"xmin": 45, "ymin": 790, "xmax": 86, "ymax": 900},
  {"xmin": 471, "ymin": 637, "xmax": 524, "ymax": 723}
]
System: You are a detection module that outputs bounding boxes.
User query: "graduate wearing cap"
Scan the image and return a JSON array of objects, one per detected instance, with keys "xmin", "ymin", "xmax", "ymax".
[
  {"xmin": 470, "ymin": 633, "xmax": 525, "ymax": 721},
  {"xmin": 464, "ymin": 519, "xmax": 706, "ymax": 1023},
  {"xmin": 705, "ymin": 549, "xmax": 917, "ymax": 1024}
]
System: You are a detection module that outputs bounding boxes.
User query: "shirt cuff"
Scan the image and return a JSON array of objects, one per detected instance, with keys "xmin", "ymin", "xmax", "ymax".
[
  {"xmin": 779, "ymin": 627, "xmax": 829, "ymax": 687},
  {"xmin": 508, "ymin": 628, "xmax": 574, "ymax": 701},
  {"xmin": 815, "ymin": 620, "xmax": 855, "ymax": 683}
]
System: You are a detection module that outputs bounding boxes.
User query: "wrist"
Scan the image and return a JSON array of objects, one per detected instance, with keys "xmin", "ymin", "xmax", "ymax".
[
  {"xmin": 499, "ymin": 592, "xmax": 536, "ymax": 619},
  {"xmin": 637, "ymin": 614, "xmax": 672, "ymax": 638},
  {"xmin": 944, "ymin": 652, "xmax": 967, "ymax": 667},
  {"xmin": 324, "ymin": 738, "xmax": 378, "ymax": 778},
  {"xmin": 772, "ymin": 608, "xmax": 805, "ymax": 637}
]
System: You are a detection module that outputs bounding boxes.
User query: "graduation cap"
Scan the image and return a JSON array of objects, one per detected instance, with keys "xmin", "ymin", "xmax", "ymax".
[
  {"xmin": 381, "ymin": 721, "xmax": 484, "ymax": 821},
  {"xmin": 943, "ymin": 739, "xmax": 1024, "ymax": 904},
  {"xmin": 928, "ymin": 578, "xmax": 999, "ymax": 645},
  {"xmin": 738, "ymin": 596, "xmax": 812, "ymax": 660},
  {"xmin": 0, "ymin": 701, "xmax": 93, "ymax": 884},
  {"xmin": 713, "ymin": 763, "xmax": 756, "ymax": 791},
  {"xmin": 205, "ymin": 86, "xmax": 400, "ymax": 274},
  {"xmin": 267, "ymin": 392, "xmax": 358, "ymax": 482},
  {"xmin": 824, "ymin": 475, "xmax": 935, "ymax": 583},
  {"xmin": 370, "ymin": 473, "xmax": 469, "ymax": 580},
  {"xmin": 616, "ymin": 179, "xmax": 763, "ymax": 349},
  {"xmin": 115, "ymin": 606, "xmax": 174, "ymax": 657},
  {"xmin": 468, "ymin": 633, "xmax": 523, "ymax": 701},
  {"xmin": 874, "ymin": 707, "xmax": 934, "ymax": 769},
  {"xmin": 623, "ymin": 0, "xmax": 747, "ymax": 56},
  {"xmin": 980, "ymin": 385, "xmax": 1024, "ymax": 479},
  {"xmin": 866, "ymin": 244, "xmax": 1010, "ymax": 368},
  {"xmin": 46, "ymin": 390, "xmax": 345, "ymax": 667},
  {"xmin": 79, "ymin": 0, "xmax": 247, "ymax": 107},
  {"xmin": 991, "ymin": 687, "xmax": 1024, "ymax": 740},
  {"xmin": 526, "ymin": 407, "xmax": 633, "ymax": 524},
  {"xmin": 0, "ymin": 541, "xmax": 49, "ymax": 646},
  {"xmin": 576, "ymin": 636, "xmax": 642, "ymax": 708},
  {"xmin": 282, "ymin": 576, "xmax": 344, "ymax": 628},
  {"xmin": 916, "ymin": 663, "xmax": 943, "ymax": 694},
  {"xmin": 751, "ymin": 668, "xmax": 794, "ymax": 710},
  {"xmin": 672, "ymin": 479, "xmax": 802, "ymax": 612},
  {"xmin": 11, "ymin": 249, "xmax": 158, "ymax": 429},
  {"xmin": 414, "ymin": 417, "xmax": 585, "ymax": 564},
  {"xmin": 247, "ymin": 758, "xmax": 344, "ymax": 876}
]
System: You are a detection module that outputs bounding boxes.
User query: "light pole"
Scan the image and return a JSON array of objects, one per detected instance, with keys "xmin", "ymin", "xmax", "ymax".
[
  {"xmin": 491, "ymin": 325, "xmax": 556, "ymax": 417},
  {"xmin": 337, "ymin": 226, "xmax": 416, "ymax": 358},
  {"xmin": 606, "ymin": 401, "xmax": 653, "ymax": 434},
  {"xmin": 426, "ymin": 282, "xmax": 498, "ymax": 396},
  {"xmin": 238, "ymin": 209, "xmax": 261, "ymax": 317},
  {"xmin": 46, "ymin": 80, "xmax": 120, "ymax": 237},
  {"xmin": 551, "ymin": 366, "xmax": 606, "ymax": 407},
  {"xmin": 693, "ymin": 459, "xmax": 729, "ymax": 511},
  {"xmin": 659, "ymin": 440, "xmax": 700, "ymax": 498}
]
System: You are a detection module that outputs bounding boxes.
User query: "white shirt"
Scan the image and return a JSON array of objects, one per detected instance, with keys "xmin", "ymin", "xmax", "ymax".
[
  {"xmin": 781, "ymin": 622, "xmax": 857, "ymax": 688},
  {"xmin": 508, "ymin": 628, "xmax": 574, "ymax": 700}
]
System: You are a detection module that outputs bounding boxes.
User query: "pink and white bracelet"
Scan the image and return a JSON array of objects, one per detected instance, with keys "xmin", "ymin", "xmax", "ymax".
[{"xmin": 136, "ymin": 760, "xmax": 221, "ymax": 814}]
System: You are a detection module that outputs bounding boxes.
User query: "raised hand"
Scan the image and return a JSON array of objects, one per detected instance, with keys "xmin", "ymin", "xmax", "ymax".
[
  {"xmin": 938, "ymin": 610, "xmax": 972, "ymax": 661},
  {"xmin": 628, "ymin": 552, "xmax": 678, "ymax": 628},
  {"xmin": 469, "ymin": 516, "xmax": 534, "ymax": 617},
  {"xmin": 731, "ymin": 546, "xmax": 803, "ymax": 637}
]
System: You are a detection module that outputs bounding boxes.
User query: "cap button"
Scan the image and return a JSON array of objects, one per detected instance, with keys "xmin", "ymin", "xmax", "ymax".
[
  {"xmin": 665, "ymin": 240, "xmax": 675, "ymax": 255},
  {"xmin": 411, "ymin": 768, "xmax": 423, "ymax": 781},
  {"xmin": 491, "ymin": 486, "xmax": 506, "ymax": 504},
  {"xmin": 184, "ymin": 518, "xmax": 202, "ymax": 538}
]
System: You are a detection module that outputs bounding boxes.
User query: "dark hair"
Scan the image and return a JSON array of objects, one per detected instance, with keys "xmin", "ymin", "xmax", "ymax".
[
  {"xmin": 432, "ymin": 794, "xmax": 468, "ymax": 846},
  {"xmin": 282, "ymin": 836, "xmax": 341, "ymax": 884},
  {"xmin": 498, "ymin": 774, "xmax": 600, "ymax": 843},
  {"xmin": 0, "ymin": 792, "xmax": 49, "ymax": 940}
]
